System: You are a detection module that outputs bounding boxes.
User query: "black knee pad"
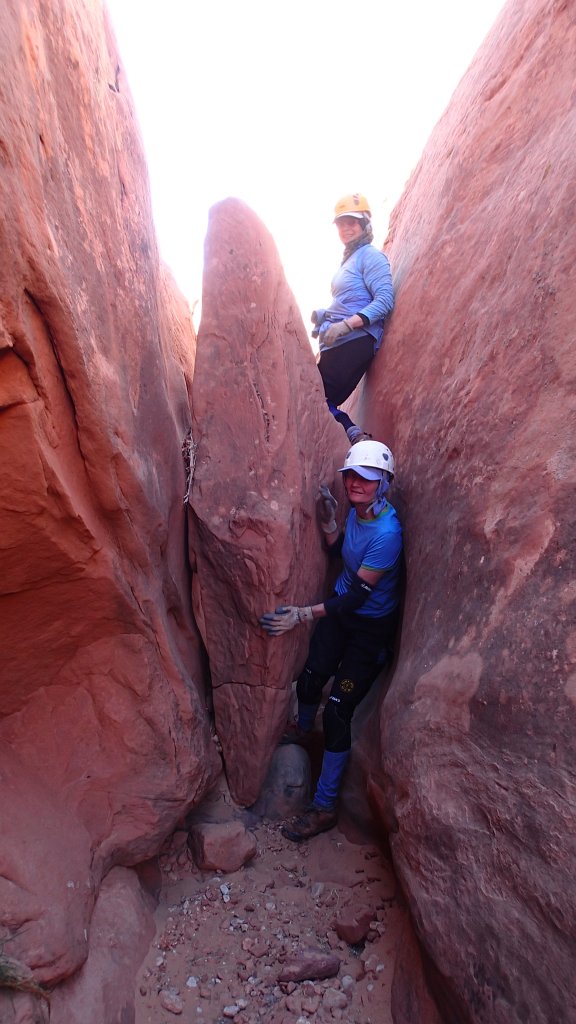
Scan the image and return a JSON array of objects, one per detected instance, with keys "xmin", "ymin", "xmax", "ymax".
[
  {"xmin": 296, "ymin": 666, "xmax": 329, "ymax": 706},
  {"xmin": 323, "ymin": 696, "xmax": 353, "ymax": 753}
]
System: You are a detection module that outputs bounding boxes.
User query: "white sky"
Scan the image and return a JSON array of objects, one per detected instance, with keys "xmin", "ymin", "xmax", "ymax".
[{"xmin": 104, "ymin": 0, "xmax": 504, "ymax": 324}]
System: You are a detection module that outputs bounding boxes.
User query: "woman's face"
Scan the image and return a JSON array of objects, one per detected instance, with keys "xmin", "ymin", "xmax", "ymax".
[
  {"xmin": 336, "ymin": 216, "xmax": 364, "ymax": 245},
  {"xmin": 343, "ymin": 470, "xmax": 379, "ymax": 507}
]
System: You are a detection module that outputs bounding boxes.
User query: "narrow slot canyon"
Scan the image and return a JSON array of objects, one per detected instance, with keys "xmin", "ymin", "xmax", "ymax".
[{"xmin": 1, "ymin": 1, "xmax": 574, "ymax": 1023}]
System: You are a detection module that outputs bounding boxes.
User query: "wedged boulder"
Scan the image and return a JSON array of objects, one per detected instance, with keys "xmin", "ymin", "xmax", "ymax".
[
  {"xmin": 0, "ymin": 0, "xmax": 218, "ymax": 1006},
  {"xmin": 188, "ymin": 197, "xmax": 347, "ymax": 805},
  {"xmin": 350, "ymin": 0, "xmax": 576, "ymax": 1020},
  {"xmin": 248, "ymin": 744, "xmax": 311, "ymax": 821}
]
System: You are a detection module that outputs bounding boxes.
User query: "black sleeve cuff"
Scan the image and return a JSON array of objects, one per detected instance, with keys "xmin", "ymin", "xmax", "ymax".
[
  {"xmin": 356, "ymin": 312, "xmax": 370, "ymax": 328},
  {"xmin": 324, "ymin": 573, "xmax": 374, "ymax": 615}
]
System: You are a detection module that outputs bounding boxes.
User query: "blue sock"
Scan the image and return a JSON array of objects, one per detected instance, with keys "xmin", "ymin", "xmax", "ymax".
[
  {"xmin": 335, "ymin": 410, "xmax": 355, "ymax": 432},
  {"xmin": 297, "ymin": 702, "xmax": 319, "ymax": 732},
  {"xmin": 313, "ymin": 750, "xmax": 350, "ymax": 810},
  {"xmin": 326, "ymin": 399, "xmax": 339, "ymax": 417}
]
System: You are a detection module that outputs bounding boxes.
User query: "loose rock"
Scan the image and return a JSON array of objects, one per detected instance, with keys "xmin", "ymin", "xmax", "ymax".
[
  {"xmin": 136, "ymin": 822, "xmax": 404, "ymax": 1023},
  {"xmin": 188, "ymin": 821, "xmax": 257, "ymax": 872},
  {"xmin": 277, "ymin": 947, "xmax": 341, "ymax": 983},
  {"xmin": 159, "ymin": 987, "xmax": 183, "ymax": 1014},
  {"xmin": 333, "ymin": 904, "xmax": 374, "ymax": 945}
]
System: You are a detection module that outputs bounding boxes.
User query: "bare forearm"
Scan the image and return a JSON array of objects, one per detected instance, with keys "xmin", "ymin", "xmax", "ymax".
[{"xmin": 309, "ymin": 602, "xmax": 328, "ymax": 619}]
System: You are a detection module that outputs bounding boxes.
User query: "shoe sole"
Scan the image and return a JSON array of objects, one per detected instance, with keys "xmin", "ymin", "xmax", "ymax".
[{"xmin": 281, "ymin": 819, "xmax": 337, "ymax": 842}]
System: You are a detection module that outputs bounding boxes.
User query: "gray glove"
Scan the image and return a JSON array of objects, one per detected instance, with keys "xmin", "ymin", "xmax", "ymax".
[
  {"xmin": 323, "ymin": 320, "xmax": 352, "ymax": 346},
  {"xmin": 318, "ymin": 484, "xmax": 338, "ymax": 534},
  {"xmin": 259, "ymin": 605, "xmax": 314, "ymax": 636}
]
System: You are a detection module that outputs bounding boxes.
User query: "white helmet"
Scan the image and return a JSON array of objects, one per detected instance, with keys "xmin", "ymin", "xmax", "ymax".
[{"xmin": 338, "ymin": 440, "xmax": 395, "ymax": 478}]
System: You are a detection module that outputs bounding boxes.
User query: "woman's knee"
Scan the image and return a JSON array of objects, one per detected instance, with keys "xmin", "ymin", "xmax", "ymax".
[{"xmin": 296, "ymin": 666, "xmax": 329, "ymax": 705}]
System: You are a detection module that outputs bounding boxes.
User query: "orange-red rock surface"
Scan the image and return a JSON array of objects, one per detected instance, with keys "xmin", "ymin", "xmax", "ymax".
[
  {"xmin": 0, "ymin": 1, "xmax": 218, "ymax": 1018},
  {"xmin": 3, "ymin": 0, "xmax": 575, "ymax": 1020},
  {"xmin": 188, "ymin": 198, "xmax": 347, "ymax": 806},
  {"xmin": 350, "ymin": 0, "xmax": 576, "ymax": 1019}
]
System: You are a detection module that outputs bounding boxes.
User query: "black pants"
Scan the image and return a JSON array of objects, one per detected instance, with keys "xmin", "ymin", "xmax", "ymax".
[
  {"xmin": 317, "ymin": 333, "xmax": 375, "ymax": 407},
  {"xmin": 296, "ymin": 608, "xmax": 398, "ymax": 752}
]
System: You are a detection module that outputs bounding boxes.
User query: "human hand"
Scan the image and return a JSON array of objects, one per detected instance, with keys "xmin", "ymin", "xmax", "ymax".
[
  {"xmin": 311, "ymin": 309, "xmax": 326, "ymax": 338},
  {"xmin": 318, "ymin": 485, "xmax": 338, "ymax": 533},
  {"xmin": 259, "ymin": 606, "xmax": 313, "ymax": 636},
  {"xmin": 323, "ymin": 320, "xmax": 352, "ymax": 346}
]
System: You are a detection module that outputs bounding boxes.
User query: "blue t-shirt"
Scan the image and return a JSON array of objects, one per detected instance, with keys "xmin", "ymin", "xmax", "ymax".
[{"xmin": 335, "ymin": 503, "xmax": 403, "ymax": 616}]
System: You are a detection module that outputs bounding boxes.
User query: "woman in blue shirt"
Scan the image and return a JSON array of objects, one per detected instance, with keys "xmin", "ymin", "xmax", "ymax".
[
  {"xmin": 260, "ymin": 440, "xmax": 403, "ymax": 841},
  {"xmin": 312, "ymin": 194, "xmax": 395, "ymax": 443}
]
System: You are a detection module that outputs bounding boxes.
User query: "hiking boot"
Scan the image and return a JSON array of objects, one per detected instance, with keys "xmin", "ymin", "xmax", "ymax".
[
  {"xmin": 279, "ymin": 722, "xmax": 311, "ymax": 746},
  {"xmin": 281, "ymin": 804, "xmax": 337, "ymax": 842}
]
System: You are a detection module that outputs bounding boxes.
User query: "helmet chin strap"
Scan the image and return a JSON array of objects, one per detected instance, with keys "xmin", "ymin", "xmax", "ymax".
[{"xmin": 367, "ymin": 475, "xmax": 390, "ymax": 516}]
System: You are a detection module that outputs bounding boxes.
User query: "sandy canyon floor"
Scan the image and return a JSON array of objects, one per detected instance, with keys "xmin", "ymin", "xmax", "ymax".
[{"xmin": 135, "ymin": 817, "xmax": 406, "ymax": 1024}]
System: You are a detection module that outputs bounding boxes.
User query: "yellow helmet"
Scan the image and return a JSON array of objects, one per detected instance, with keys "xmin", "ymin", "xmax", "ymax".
[{"xmin": 334, "ymin": 193, "xmax": 371, "ymax": 221}]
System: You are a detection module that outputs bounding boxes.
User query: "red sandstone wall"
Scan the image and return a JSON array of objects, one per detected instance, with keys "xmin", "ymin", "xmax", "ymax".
[
  {"xmin": 2, "ymin": 0, "xmax": 574, "ymax": 1021},
  {"xmin": 350, "ymin": 0, "xmax": 576, "ymax": 1020},
  {"xmin": 0, "ymin": 2, "xmax": 219, "ymax": 1018}
]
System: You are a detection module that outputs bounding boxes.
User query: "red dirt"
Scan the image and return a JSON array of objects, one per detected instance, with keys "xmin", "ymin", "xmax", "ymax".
[{"xmin": 135, "ymin": 820, "xmax": 406, "ymax": 1023}]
